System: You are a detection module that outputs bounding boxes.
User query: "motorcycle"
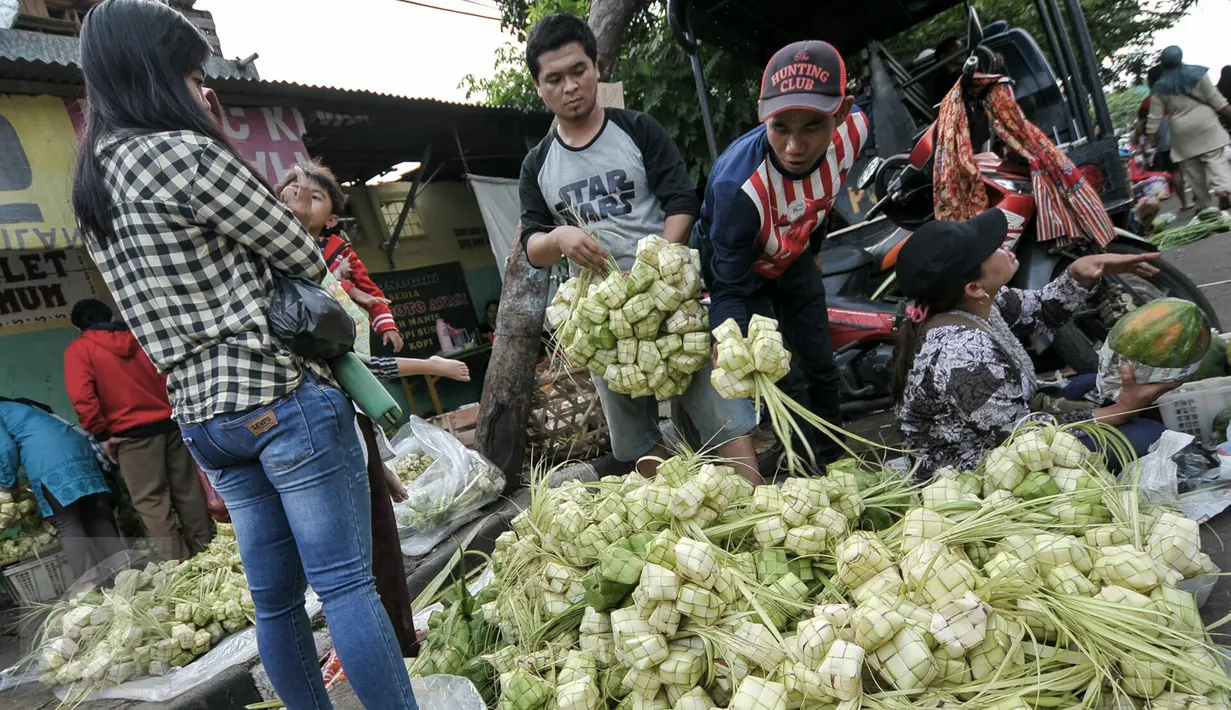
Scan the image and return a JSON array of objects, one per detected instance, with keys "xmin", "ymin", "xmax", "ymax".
[
  {"xmin": 810, "ymin": 219, "xmax": 911, "ymax": 416},
  {"xmin": 812, "ymin": 15, "xmax": 1218, "ymax": 415}
]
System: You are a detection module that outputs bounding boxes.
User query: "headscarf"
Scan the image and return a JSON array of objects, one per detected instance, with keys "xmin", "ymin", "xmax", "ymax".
[
  {"xmin": 1151, "ymin": 46, "xmax": 1209, "ymax": 96},
  {"xmin": 932, "ymin": 77, "xmax": 1114, "ymax": 246}
]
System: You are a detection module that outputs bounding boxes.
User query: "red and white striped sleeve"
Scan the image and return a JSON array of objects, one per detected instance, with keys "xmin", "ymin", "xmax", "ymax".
[{"xmin": 340, "ymin": 245, "xmax": 398, "ymax": 334}]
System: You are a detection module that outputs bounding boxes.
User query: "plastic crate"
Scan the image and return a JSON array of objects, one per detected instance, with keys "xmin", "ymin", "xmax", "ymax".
[
  {"xmin": 1156, "ymin": 375, "xmax": 1231, "ymax": 446},
  {"xmin": 1, "ymin": 549, "xmax": 72, "ymax": 605}
]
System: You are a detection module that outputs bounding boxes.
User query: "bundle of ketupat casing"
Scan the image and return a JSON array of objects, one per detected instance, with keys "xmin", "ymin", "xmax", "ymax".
[
  {"xmin": 0, "ymin": 485, "xmax": 41, "ymax": 531},
  {"xmin": 546, "ymin": 236, "xmax": 710, "ymax": 401},
  {"xmin": 31, "ymin": 524, "xmax": 254, "ymax": 694},
  {"xmin": 0, "ymin": 518, "xmax": 58, "ymax": 566},
  {"xmin": 406, "ymin": 421, "xmax": 1231, "ymax": 710}
]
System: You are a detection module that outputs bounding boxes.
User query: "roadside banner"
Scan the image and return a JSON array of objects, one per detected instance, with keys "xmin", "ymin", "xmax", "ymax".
[
  {"xmin": 0, "ymin": 95, "xmax": 310, "ymax": 252},
  {"xmin": 368, "ymin": 262, "xmax": 478, "ymax": 358},
  {"xmin": 0, "ymin": 95, "xmax": 81, "ymax": 252},
  {"xmin": 0, "ymin": 248, "xmax": 103, "ymax": 332}
]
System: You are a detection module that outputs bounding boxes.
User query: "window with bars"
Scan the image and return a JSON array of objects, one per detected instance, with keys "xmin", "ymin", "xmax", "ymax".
[
  {"xmin": 453, "ymin": 226, "xmax": 490, "ymax": 250},
  {"xmin": 379, "ymin": 200, "xmax": 428, "ymax": 242}
]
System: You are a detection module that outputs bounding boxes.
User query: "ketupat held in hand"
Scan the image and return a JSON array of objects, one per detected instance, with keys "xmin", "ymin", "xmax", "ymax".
[{"xmin": 546, "ymin": 235, "xmax": 715, "ymax": 400}]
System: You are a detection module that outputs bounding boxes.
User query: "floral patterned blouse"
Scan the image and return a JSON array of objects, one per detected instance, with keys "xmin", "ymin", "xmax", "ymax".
[{"xmin": 897, "ymin": 273, "xmax": 1092, "ymax": 473}]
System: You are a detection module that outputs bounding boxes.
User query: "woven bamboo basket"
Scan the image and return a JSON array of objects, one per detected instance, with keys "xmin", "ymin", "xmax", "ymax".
[{"xmin": 527, "ymin": 361, "xmax": 610, "ymax": 464}]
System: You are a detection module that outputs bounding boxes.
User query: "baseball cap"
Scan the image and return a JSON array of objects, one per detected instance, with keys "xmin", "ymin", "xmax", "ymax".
[
  {"xmin": 896, "ymin": 209, "xmax": 1009, "ymax": 302},
  {"xmin": 758, "ymin": 40, "xmax": 847, "ymax": 121}
]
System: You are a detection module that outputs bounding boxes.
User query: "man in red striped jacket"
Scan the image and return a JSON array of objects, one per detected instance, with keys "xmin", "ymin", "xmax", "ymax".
[{"xmin": 692, "ymin": 40, "xmax": 869, "ymax": 466}]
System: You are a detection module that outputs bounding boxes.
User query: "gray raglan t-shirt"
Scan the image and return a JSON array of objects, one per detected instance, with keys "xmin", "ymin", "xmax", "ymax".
[{"xmin": 519, "ymin": 108, "xmax": 699, "ymax": 271}]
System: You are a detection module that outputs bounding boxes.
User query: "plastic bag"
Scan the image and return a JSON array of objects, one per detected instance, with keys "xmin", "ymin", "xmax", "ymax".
[
  {"xmin": 328, "ymin": 673, "xmax": 484, "ymax": 710},
  {"xmin": 268, "ymin": 275, "xmax": 356, "ymax": 359},
  {"xmin": 30, "ymin": 591, "xmax": 323, "ymax": 702},
  {"xmin": 387, "ymin": 417, "xmax": 504, "ymax": 557},
  {"xmin": 408, "ymin": 674, "xmax": 485, "ymax": 710},
  {"xmin": 1175, "ymin": 446, "xmax": 1222, "ymax": 493},
  {"xmin": 1125, "ymin": 430, "xmax": 1189, "ymax": 504},
  {"xmin": 1094, "ymin": 340, "xmax": 1201, "ymax": 402},
  {"xmin": 1127, "ymin": 430, "xmax": 1231, "ymax": 523},
  {"xmin": 323, "ymin": 271, "xmax": 371, "ymax": 361}
]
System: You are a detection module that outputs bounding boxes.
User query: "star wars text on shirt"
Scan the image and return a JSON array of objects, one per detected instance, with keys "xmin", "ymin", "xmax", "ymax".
[{"xmin": 552, "ymin": 169, "xmax": 636, "ymax": 223}]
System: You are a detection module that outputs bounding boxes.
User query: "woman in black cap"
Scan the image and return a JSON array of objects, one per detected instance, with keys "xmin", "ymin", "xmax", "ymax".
[{"xmin": 892, "ymin": 209, "xmax": 1176, "ymax": 474}]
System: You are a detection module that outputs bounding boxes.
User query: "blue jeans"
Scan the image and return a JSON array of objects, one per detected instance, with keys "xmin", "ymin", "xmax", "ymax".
[
  {"xmin": 180, "ymin": 378, "xmax": 416, "ymax": 710},
  {"xmin": 1052, "ymin": 373, "xmax": 1166, "ymax": 468},
  {"xmin": 593, "ymin": 360, "xmax": 757, "ymax": 461}
]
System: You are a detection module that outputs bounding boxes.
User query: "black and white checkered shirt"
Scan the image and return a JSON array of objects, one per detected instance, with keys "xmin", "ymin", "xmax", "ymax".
[{"xmin": 86, "ymin": 131, "xmax": 331, "ymax": 425}]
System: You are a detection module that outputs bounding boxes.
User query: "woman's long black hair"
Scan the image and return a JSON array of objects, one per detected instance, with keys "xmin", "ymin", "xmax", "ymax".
[
  {"xmin": 72, "ymin": 0, "xmax": 253, "ymax": 244},
  {"xmin": 890, "ymin": 262, "xmax": 984, "ymax": 404}
]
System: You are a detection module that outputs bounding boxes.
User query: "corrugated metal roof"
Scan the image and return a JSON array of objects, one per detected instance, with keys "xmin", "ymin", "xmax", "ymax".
[
  {"xmin": 0, "ymin": 27, "xmax": 542, "ymax": 122},
  {"xmin": 0, "ymin": 27, "xmax": 81, "ymax": 66},
  {"xmin": 206, "ymin": 76, "xmax": 547, "ymax": 118},
  {"xmin": 0, "ymin": 27, "xmax": 259, "ymax": 82},
  {"xmin": 0, "ymin": 28, "xmax": 550, "ymax": 182},
  {"xmin": 0, "ymin": 58, "xmax": 79, "ymax": 86}
]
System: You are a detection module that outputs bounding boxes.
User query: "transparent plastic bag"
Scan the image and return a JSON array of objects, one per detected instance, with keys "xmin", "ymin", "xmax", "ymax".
[
  {"xmin": 329, "ymin": 673, "xmax": 485, "ymax": 710},
  {"xmin": 35, "ymin": 591, "xmax": 323, "ymax": 702},
  {"xmin": 411, "ymin": 674, "xmax": 486, "ymax": 710},
  {"xmin": 387, "ymin": 416, "xmax": 504, "ymax": 556}
]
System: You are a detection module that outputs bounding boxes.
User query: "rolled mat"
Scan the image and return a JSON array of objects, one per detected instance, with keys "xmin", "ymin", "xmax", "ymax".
[{"xmin": 330, "ymin": 352, "xmax": 403, "ymax": 427}]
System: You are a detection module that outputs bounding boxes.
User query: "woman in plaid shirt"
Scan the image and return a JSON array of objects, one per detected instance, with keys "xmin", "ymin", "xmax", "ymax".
[{"xmin": 72, "ymin": 2, "xmax": 417, "ymax": 707}]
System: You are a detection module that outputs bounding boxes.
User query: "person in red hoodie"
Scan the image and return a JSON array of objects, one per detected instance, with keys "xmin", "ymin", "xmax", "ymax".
[{"xmin": 64, "ymin": 299, "xmax": 213, "ymax": 560}]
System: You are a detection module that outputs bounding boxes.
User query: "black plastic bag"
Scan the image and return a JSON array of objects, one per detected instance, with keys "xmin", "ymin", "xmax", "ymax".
[
  {"xmin": 1174, "ymin": 445, "xmax": 1222, "ymax": 494},
  {"xmin": 268, "ymin": 275, "xmax": 356, "ymax": 360}
]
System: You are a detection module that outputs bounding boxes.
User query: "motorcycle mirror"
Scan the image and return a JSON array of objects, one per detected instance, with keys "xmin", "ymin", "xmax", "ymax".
[
  {"xmin": 855, "ymin": 157, "xmax": 882, "ymax": 190},
  {"xmin": 967, "ymin": 6, "xmax": 984, "ymax": 51}
]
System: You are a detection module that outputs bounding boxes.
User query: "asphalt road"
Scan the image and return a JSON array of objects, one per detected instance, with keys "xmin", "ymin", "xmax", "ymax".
[{"xmin": 1160, "ymin": 233, "xmax": 1231, "ymax": 635}]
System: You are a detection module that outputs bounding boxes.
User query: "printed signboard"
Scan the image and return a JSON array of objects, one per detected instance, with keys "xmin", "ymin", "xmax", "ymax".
[{"xmin": 368, "ymin": 262, "xmax": 479, "ymax": 359}]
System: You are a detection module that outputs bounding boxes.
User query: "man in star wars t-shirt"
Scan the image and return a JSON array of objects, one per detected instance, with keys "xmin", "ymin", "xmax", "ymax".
[
  {"xmin": 693, "ymin": 40, "xmax": 869, "ymax": 465},
  {"xmin": 518, "ymin": 13, "xmax": 760, "ymax": 483}
]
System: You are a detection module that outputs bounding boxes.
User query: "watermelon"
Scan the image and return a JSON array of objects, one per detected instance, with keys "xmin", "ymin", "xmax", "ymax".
[
  {"xmin": 1213, "ymin": 407, "xmax": 1231, "ymax": 444},
  {"xmin": 1192, "ymin": 334, "xmax": 1228, "ymax": 380},
  {"xmin": 1106, "ymin": 298, "xmax": 1211, "ymax": 368}
]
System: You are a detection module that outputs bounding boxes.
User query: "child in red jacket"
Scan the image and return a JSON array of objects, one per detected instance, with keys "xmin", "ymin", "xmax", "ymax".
[{"xmin": 276, "ymin": 163, "xmax": 468, "ymax": 382}]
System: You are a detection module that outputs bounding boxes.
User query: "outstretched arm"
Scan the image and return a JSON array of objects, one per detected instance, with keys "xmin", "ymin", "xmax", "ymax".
[{"xmin": 396, "ymin": 356, "xmax": 470, "ymax": 382}]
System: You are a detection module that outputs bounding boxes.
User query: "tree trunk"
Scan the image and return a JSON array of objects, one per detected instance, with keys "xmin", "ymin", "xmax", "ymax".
[
  {"xmin": 589, "ymin": 0, "xmax": 647, "ymax": 81},
  {"xmin": 475, "ymin": 235, "xmax": 551, "ymax": 492}
]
